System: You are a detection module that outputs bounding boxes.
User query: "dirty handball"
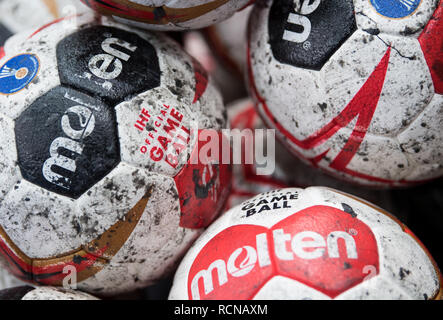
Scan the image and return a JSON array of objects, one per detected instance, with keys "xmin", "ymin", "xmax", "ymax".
[{"xmin": 0, "ymin": 12, "xmax": 231, "ymax": 296}]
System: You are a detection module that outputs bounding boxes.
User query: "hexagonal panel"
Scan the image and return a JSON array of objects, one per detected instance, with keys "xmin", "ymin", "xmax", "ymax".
[
  {"xmin": 56, "ymin": 25, "xmax": 161, "ymax": 105},
  {"xmin": 15, "ymin": 85, "xmax": 120, "ymax": 199},
  {"xmin": 268, "ymin": 0, "xmax": 357, "ymax": 70},
  {"xmin": 355, "ymin": 0, "xmax": 438, "ymax": 37}
]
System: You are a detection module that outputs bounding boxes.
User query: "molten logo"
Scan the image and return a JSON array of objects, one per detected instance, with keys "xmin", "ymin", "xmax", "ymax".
[
  {"xmin": 283, "ymin": 0, "xmax": 321, "ymax": 43},
  {"xmin": 42, "ymin": 104, "xmax": 96, "ymax": 190},
  {"xmin": 188, "ymin": 205, "xmax": 379, "ymax": 299},
  {"xmin": 88, "ymin": 37, "xmax": 137, "ymax": 80}
]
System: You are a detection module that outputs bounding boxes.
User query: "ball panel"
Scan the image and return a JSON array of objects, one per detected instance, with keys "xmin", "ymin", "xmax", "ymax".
[
  {"xmin": 82, "ymin": 0, "xmax": 252, "ymax": 31},
  {"xmin": 116, "ymin": 87, "xmax": 196, "ymax": 177},
  {"xmin": 0, "ymin": 286, "xmax": 34, "ymax": 300},
  {"xmin": 169, "ymin": 187, "xmax": 441, "ymax": 299},
  {"xmin": 336, "ymin": 275, "xmax": 412, "ymax": 299},
  {"xmin": 0, "ymin": 13, "xmax": 85, "ymax": 120},
  {"xmin": 249, "ymin": 4, "xmax": 328, "ymax": 140},
  {"xmin": 174, "ymin": 131, "xmax": 232, "ymax": 229},
  {"xmin": 0, "ymin": 179, "xmax": 77, "ymax": 259},
  {"xmin": 418, "ymin": 1, "xmax": 443, "ymax": 94},
  {"xmin": 0, "ymin": 267, "xmax": 25, "ymax": 291},
  {"xmin": 15, "ymin": 85, "xmax": 120, "ymax": 199},
  {"xmin": 354, "ymin": 0, "xmax": 438, "ymax": 37},
  {"xmin": 268, "ymin": 0, "xmax": 356, "ymax": 71}
]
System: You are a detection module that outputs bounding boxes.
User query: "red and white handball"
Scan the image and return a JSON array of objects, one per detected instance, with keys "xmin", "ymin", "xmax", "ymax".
[
  {"xmin": 0, "ymin": 12, "xmax": 230, "ymax": 295},
  {"xmin": 81, "ymin": 0, "xmax": 254, "ymax": 31},
  {"xmin": 248, "ymin": 0, "xmax": 443, "ymax": 187},
  {"xmin": 169, "ymin": 187, "xmax": 442, "ymax": 300}
]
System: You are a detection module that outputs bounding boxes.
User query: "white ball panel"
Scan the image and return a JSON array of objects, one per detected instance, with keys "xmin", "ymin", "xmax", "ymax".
[
  {"xmin": 110, "ymin": 0, "xmax": 251, "ymax": 31},
  {"xmin": 116, "ymin": 87, "xmax": 196, "ymax": 177},
  {"xmin": 336, "ymin": 275, "xmax": 412, "ymax": 299},
  {"xmin": 249, "ymin": 5, "xmax": 327, "ymax": 140},
  {"xmin": 22, "ymin": 286, "xmax": 99, "ymax": 300},
  {"xmin": 0, "ymin": 13, "xmax": 96, "ymax": 120},
  {"xmin": 75, "ymin": 162, "xmax": 157, "ymax": 246},
  {"xmin": 0, "ymin": 267, "xmax": 25, "ymax": 290},
  {"xmin": 169, "ymin": 187, "xmax": 441, "ymax": 299}
]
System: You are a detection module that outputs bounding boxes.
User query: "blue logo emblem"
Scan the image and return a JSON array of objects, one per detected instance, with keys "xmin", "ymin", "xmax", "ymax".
[
  {"xmin": 0, "ymin": 54, "xmax": 40, "ymax": 95},
  {"xmin": 370, "ymin": 0, "xmax": 422, "ymax": 19}
]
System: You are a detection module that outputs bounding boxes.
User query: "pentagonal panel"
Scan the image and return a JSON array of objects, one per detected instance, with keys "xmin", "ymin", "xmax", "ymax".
[
  {"xmin": 321, "ymin": 30, "xmax": 434, "ymax": 137},
  {"xmin": 15, "ymin": 86, "xmax": 120, "ymax": 199},
  {"xmin": 268, "ymin": 0, "xmax": 356, "ymax": 70},
  {"xmin": 56, "ymin": 25, "xmax": 161, "ymax": 105}
]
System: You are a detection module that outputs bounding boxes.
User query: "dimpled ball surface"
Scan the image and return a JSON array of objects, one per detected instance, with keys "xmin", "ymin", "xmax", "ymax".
[
  {"xmin": 81, "ymin": 0, "xmax": 252, "ymax": 31},
  {"xmin": 0, "ymin": 12, "xmax": 230, "ymax": 296}
]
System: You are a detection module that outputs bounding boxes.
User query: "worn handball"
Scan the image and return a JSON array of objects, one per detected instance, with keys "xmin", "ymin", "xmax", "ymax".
[
  {"xmin": 81, "ymin": 0, "xmax": 253, "ymax": 31},
  {"xmin": 0, "ymin": 12, "xmax": 231, "ymax": 295},
  {"xmin": 0, "ymin": 0, "xmax": 87, "ymax": 46},
  {"xmin": 169, "ymin": 187, "xmax": 442, "ymax": 300},
  {"xmin": 248, "ymin": 0, "xmax": 443, "ymax": 187},
  {"xmin": 0, "ymin": 267, "xmax": 24, "ymax": 291}
]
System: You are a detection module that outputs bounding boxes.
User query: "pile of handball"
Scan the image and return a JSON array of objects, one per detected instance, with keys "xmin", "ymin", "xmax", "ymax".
[{"xmin": 0, "ymin": 0, "xmax": 441, "ymax": 300}]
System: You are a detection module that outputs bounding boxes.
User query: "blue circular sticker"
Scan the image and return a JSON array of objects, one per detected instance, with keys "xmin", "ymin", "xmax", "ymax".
[
  {"xmin": 0, "ymin": 54, "xmax": 40, "ymax": 95},
  {"xmin": 370, "ymin": 0, "xmax": 422, "ymax": 19}
]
